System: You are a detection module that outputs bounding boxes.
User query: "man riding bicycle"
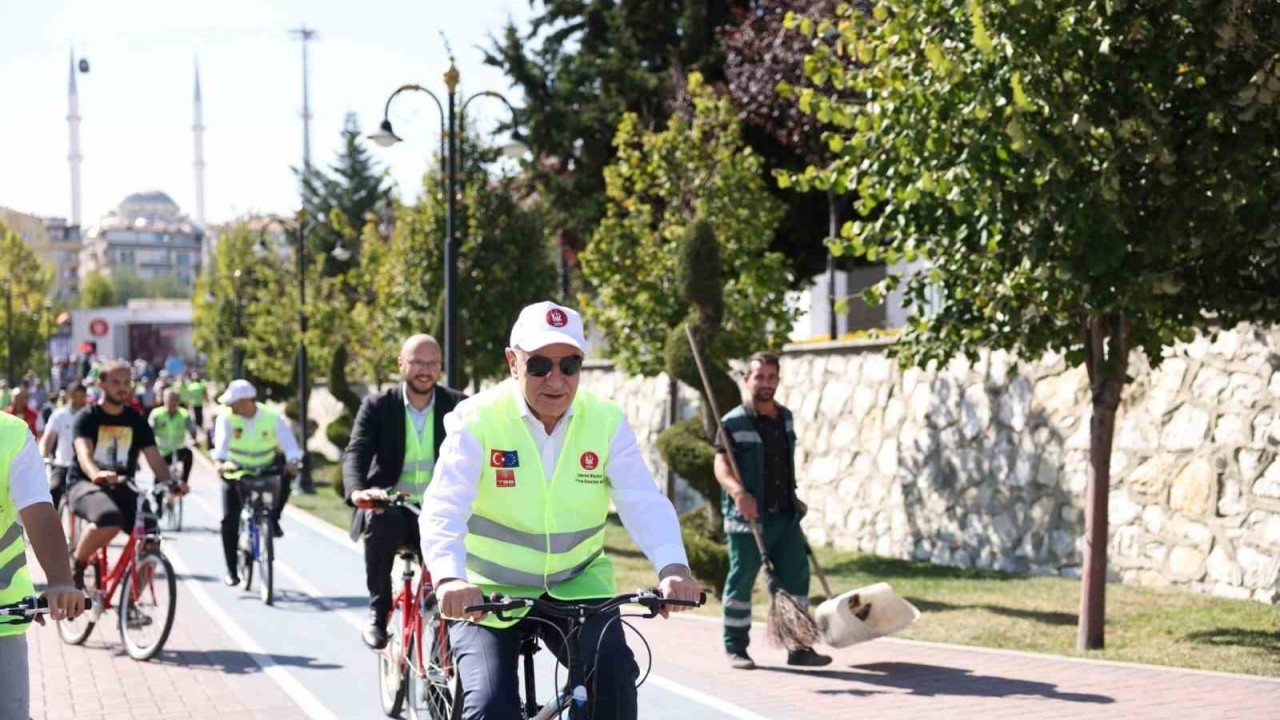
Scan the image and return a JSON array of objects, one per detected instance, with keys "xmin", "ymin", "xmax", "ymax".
[
  {"xmin": 39, "ymin": 382, "xmax": 88, "ymax": 508},
  {"xmin": 0, "ymin": 413, "xmax": 85, "ymax": 719},
  {"xmin": 67, "ymin": 361, "xmax": 175, "ymax": 590},
  {"xmin": 212, "ymin": 379, "xmax": 302, "ymax": 586},
  {"xmin": 148, "ymin": 389, "xmax": 195, "ymax": 487},
  {"xmin": 421, "ymin": 301, "xmax": 702, "ymax": 720},
  {"xmin": 343, "ymin": 334, "xmax": 466, "ymax": 649}
]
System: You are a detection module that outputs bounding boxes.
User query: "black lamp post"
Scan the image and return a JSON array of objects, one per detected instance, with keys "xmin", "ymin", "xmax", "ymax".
[
  {"xmin": 369, "ymin": 57, "xmax": 521, "ymax": 387},
  {"xmin": 4, "ymin": 280, "xmax": 13, "ymax": 387},
  {"xmin": 43, "ymin": 300, "xmax": 53, "ymax": 389}
]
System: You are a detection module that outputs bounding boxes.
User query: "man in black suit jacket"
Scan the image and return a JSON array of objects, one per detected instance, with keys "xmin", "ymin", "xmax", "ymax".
[{"xmin": 343, "ymin": 334, "xmax": 466, "ymax": 648}]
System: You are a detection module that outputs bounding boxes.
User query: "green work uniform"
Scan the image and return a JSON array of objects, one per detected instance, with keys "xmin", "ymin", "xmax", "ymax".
[
  {"xmin": 457, "ymin": 379, "xmax": 622, "ymax": 628},
  {"xmin": 719, "ymin": 403, "xmax": 809, "ymax": 654}
]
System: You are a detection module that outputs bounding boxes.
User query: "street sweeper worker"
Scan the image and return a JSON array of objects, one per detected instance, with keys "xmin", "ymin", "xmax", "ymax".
[
  {"xmin": 421, "ymin": 301, "xmax": 701, "ymax": 720},
  {"xmin": 714, "ymin": 351, "xmax": 831, "ymax": 670}
]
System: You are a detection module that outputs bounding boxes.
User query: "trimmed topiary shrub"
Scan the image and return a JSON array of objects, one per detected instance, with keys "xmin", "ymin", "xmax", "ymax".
[
  {"xmin": 681, "ymin": 508, "xmax": 728, "ymax": 597},
  {"xmin": 325, "ymin": 411, "xmax": 353, "ymax": 451}
]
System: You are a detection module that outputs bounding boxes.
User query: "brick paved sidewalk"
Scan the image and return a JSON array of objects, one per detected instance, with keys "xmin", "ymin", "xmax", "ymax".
[
  {"xmin": 25, "ymin": 548, "xmax": 311, "ymax": 720},
  {"xmin": 645, "ymin": 614, "xmax": 1280, "ymax": 720}
]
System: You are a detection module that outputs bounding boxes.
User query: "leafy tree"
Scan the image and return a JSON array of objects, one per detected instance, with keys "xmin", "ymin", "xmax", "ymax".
[
  {"xmin": 792, "ymin": 0, "xmax": 1280, "ymax": 649},
  {"xmin": 486, "ymin": 0, "xmax": 749, "ymax": 273},
  {"xmin": 0, "ymin": 221, "xmax": 54, "ymax": 381},
  {"xmin": 367, "ymin": 133, "xmax": 558, "ymax": 389},
  {"xmin": 79, "ymin": 270, "xmax": 118, "ymax": 308},
  {"xmin": 113, "ymin": 268, "xmax": 190, "ymax": 301},
  {"xmin": 582, "ymin": 72, "xmax": 795, "ymax": 376}
]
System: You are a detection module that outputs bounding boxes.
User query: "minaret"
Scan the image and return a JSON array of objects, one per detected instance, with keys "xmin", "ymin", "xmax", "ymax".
[
  {"xmin": 67, "ymin": 49, "xmax": 83, "ymax": 228},
  {"xmin": 193, "ymin": 58, "xmax": 206, "ymax": 230}
]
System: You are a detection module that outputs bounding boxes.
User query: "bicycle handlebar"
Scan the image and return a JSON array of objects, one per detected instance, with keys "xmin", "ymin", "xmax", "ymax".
[
  {"xmin": 465, "ymin": 590, "xmax": 707, "ymax": 621},
  {"xmin": 0, "ymin": 595, "xmax": 94, "ymax": 618},
  {"xmin": 353, "ymin": 492, "xmax": 421, "ymax": 515}
]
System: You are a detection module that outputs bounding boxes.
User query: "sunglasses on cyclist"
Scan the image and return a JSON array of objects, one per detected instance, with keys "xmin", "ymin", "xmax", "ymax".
[{"xmin": 524, "ymin": 354, "xmax": 584, "ymax": 378}]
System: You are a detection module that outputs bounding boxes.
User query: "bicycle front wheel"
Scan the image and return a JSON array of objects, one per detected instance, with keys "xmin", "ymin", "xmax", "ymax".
[
  {"xmin": 57, "ymin": 557, "xmax": 100, "ymax": 645},
  {"xmin": 238, "ymin": 516, "xmax": 254, "ymax": 592},
  {"xmin": 257, "ymin": 516, "xmax": 274, "ymax": 606},
  {"xmin": 119, "ymin": 551, "xmax": 177, "ymax": 661},
  {"xmin": 379, "ymin": 602, "xmax": 406, "ymax": 717},
  {"xmin": 407, "ymin": 594, "xmax": 460, "ymax": 720}
]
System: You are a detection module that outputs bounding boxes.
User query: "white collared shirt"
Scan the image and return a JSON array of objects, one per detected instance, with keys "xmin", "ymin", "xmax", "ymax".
[
  {"xmin": 211, "ymin": 408, "xmax": 303, "ymax": 464},
  {"xmin": 402, "ymin": 383, "xmax": 435, "ymax": 439},
  {"xmin": 421, "ymin": 380, "xmax": 689, "ymax": 584}
]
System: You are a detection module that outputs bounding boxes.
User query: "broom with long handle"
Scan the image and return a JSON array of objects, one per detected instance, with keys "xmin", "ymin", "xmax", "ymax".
[{"xmin": 683, "ymin": 325, "xmax": 819, "ymax": 649}]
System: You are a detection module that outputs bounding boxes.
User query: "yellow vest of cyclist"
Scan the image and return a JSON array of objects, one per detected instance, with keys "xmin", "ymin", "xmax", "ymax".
[
  {"xmin": 212, "ymin": 379, "xmax": 303, "ymax": 587},
  {"xmin": 0, "ymin": 412, "xmax": 85, "ymax": 720},
  {"xmin": 420, "ymin": 301, "xmax": 701, "ymax": 720},
  {"xmin": 148, "ymin": 389, "xmax": 194, "ymax": 487}
]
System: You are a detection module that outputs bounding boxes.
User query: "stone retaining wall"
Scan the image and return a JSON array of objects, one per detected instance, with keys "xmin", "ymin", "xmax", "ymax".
[{"xmin": 576, "ymin": 324, "xmax": 1280, "ymax": 604}]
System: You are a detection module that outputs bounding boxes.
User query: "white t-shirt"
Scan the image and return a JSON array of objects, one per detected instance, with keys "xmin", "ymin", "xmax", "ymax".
[
  {"xmin": 8, "ymin": 432, "xmax": 53, "ymax": 516},
  {"xmin": 44, "ymin": 406, "xmax": 78, "ymax": 467}
]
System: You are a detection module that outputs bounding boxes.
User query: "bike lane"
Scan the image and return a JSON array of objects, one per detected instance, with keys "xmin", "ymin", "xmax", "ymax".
[{"xmin": 164, "ymin": 454, "xmax": 774, "ymax": 720}]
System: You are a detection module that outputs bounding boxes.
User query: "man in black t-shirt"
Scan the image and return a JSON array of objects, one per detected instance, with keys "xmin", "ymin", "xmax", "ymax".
[{"xmin": 68, "ymin": 361, "xmax": 174, "ymax": 588}]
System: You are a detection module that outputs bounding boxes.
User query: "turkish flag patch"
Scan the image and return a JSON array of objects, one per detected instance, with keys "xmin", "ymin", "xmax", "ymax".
[
  {"xmin": 490, "ymin": 450, "xmax": 519, "ymax": 468},
  {"xmin": 496, "ymin": 469, "xmax": 516, "ymax": 487}
]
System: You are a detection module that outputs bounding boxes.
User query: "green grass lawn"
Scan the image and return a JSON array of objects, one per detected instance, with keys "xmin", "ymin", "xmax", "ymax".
[
  {"xmin": 286, "ymin": 483, "xmax": 1279, "ymax": 677},
  {"xmin": 288, "ymin": 461, "xmax": 353, "ymax": 529}
]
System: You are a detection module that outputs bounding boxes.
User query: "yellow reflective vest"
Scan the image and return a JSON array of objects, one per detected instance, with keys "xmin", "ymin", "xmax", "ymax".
[
  {"xmin": 0, "ymin": 413, "xmax": 37, "ymax": 637},
  {"xmin": 221, "ymin": 404, "xmax": 280, "ymax": 478},
  {"xmin": 149, "ymin": 407, "xmax": 189, "ymax": 454},
  {"xmin": 395, "ymin": 405, "xmax": 434, "ymax": 502},
  {"xmin": 459, "ymin": 380, "xmax": 623, "ymax": 628}
]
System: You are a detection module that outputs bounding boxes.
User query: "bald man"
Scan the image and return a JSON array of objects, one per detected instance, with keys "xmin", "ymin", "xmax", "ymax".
[{"xmin": 343, "ymin": 334, "xmax": 468, "ymax": 648}]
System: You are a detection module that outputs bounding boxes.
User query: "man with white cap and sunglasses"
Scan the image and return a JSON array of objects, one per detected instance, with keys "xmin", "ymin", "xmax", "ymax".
[
  {"xmin": 212, "ymin": 379, "xmax": 302, "ymax": 586},
  {"xmin": 421, "ymin": 301, "xmax": 702, "ymax": 720}
]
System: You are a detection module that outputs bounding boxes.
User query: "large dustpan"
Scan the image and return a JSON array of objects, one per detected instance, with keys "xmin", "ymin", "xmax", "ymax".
[{"xmin": 815, "ymin": 582, "xmax": 920, "ymax": 648}]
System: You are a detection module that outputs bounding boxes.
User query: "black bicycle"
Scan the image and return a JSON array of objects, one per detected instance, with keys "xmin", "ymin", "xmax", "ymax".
[{"xmin": 461, "ymin": 590, "xmax": 706, "ymax": 719}]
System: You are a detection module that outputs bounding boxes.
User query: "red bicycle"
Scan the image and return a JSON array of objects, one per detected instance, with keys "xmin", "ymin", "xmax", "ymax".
[
  {"xmin": 360, "ymin": 494, "xmax": 459, "ymax": 720},
  {"xmin": 57, "ymin": 478, "xmax": 177, "ymax": 661}
]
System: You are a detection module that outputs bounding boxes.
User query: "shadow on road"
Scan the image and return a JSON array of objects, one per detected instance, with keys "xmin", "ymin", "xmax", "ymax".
[
  {"xmin": 1185, "ymin": 628, "xmax": 1280, "ymax": 656},
  {"xmin": 767, "ymin": 662, "xmax": 1114, "ymax": 704},
  {"xmin": 906, "ymin": 597, "xmax": 1077, "ymax": 627},
  {"xmin": 233, "ymin": 590, "xmax": 367, "ymax": 613},
  {"xmin": 155, "ymin": 648, "xmax": 342, "ymax": 674}
]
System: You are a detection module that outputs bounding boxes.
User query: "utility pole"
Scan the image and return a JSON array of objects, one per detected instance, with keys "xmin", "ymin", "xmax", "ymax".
[{"xmin": 289, "ymin": 25, "xmax": 317, "ymax": 174}]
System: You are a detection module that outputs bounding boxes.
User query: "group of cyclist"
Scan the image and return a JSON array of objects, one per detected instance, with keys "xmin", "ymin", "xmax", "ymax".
[{"xmin": 3, "ymin": 299, "xmax": 795, "ymax": 720}]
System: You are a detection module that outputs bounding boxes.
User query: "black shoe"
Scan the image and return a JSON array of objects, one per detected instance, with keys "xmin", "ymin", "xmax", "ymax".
[
  {"xmin": 363, "ymin": 615, "xmax": 389, "ymax": 650},
  {"xmin": 272, "ymin": 519, "xmax": 284, "ymax": 538},
  {"xmin": 223, "ymin": 573, "xmax": 240, "ymax": 587},
  {"xmin": 786, "ymin": 646, "xmax": 832, "ymax": 667},
  {"xmin": 727, "ymin": 650, "xmax": 756, "ymax": 670},
  {"xmin": 72, "ymin": 560, "xmax": 86, "ymax": 591}
]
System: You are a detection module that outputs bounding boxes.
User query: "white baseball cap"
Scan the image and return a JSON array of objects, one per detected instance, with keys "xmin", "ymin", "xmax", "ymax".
[
  {"xmin": 509, "ymin": 301, "xmax": 588, "ymax": 354},
  {"xmin": 217, "ymin": 379, "xmax": 257, "ymax": 405}
]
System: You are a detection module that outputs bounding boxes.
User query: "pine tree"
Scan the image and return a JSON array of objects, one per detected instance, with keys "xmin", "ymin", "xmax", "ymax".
[{"xmin": 299, "ymin": 113, "xmax": 390, "ymax": 278}]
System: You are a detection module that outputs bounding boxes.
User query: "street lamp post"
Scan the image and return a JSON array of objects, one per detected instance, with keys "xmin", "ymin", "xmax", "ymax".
[
  {"xmin": 4, "ymin": 280, "xmax": 13, "ymax": 387},
  {"xmin": 369, "ymin": 57, "xmax": 520, "ymax": 386},
  {"xmin": 231, "ymin": 268, "xmax": 245, "ymax": 379},
  {"xmin": 44, "ymin": 301, "xmax": 53, "ymax": 390}
]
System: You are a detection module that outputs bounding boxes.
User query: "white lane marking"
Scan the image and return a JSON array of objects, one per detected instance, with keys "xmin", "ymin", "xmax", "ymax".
[
  {"xmin": 165, "ymin": 545, "xmax": 341, "ymax": 720},
  {"xmin": 644, "ymin": 674, "xmax": 776, "ymax": 720}
]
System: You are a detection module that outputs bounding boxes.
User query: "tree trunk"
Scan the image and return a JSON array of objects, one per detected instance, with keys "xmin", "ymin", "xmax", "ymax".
[{"xmin": 1078, "ymin": 311, "xmax": 1132, "ymax": 651}]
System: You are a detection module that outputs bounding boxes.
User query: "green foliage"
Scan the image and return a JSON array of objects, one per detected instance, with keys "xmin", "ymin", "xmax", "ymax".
[
  {"xmin": 680, "ymin": 508, "xmax": 729, "ymax": 597},
  {"xmin": 0, "ymin": 221, "xmax": 54, "ymax": 380},
  {"xmin": 325, "ymin": 410, "xmax": 353, "ymax": 451},
  {"xmin": 656, "ymin": 416, "xmax": 721, "ymax": 520},
  {"xmin": 366, "ymin": 132, "xmax": 557, "ymax": 388},
  {"xmin": 582, "ymin": 73, "xmax": 795, "ymax": 376},
  {"xmin": 485, "ymin": 1, "xmax": 744, "ymax": 262},
  {"xmin": 79, "ymin": 270, "xmax": 118, "ymax": 308},
  {"xmin": 113, "ymin": 268, "xmax": 190, "ymax": 301},
  {"xmin": 790, "ymin": 0, "xmax": 1280, "ymax": 370},
  {"xmin": 328, "ymin": 344, "xmax": 361, "ymax": 417}
]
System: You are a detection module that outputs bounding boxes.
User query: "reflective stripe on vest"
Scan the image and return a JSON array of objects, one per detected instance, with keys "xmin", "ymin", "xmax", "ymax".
[
  {"xmin": 150, "ymin": 407, "xmax": 188, "ymax": 453},
  {"xmin": 0, "ymin": 413, "xmax": 37, "ymax": 636},
  {"xmin": 227, "ymin": 404, "xmax": 279, "ymax": 472},
  {"xmin": 394, "ymin": 405, "xmax": 434, "ymax": 502},
  {"xmin": 460, "ymin": 380, "xmax": 622, "ymax": 628}
]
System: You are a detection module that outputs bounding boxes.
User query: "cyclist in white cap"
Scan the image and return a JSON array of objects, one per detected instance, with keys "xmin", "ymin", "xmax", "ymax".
[
  {"xmin": 212, "ymin": 379, "xmax": 302, "ymax": 585},
  {"xmin": 421, "ymin": 301, "xmax": 701, "ymax": 720}
]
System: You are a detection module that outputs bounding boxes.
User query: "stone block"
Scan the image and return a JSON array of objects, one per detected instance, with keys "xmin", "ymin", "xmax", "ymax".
[
  {"xmin": 1251, "ymin": 460, "xmax": 1280, "ymax": 499},
  {"xmin": 819, "ymin": 380, "xmax": 854, "ymax": 418},
  {"xmin": 1253, "ymin": 411, "xmax": 1276, "ymax": 444},
  {"xmin": 1147, "ymin": 358, "xmax": 1187, "ymax": 418},
  {"xmin": 1211, "ymin": 583, "xmax": 1253, "ymax": 601},
  {"xmin": 1226, "ymin": 373, "xmax": 1266, "ymax": 408},
  {"xmin": 996, "ymin": 375, "xmax": 1032, "ymax": 432},
  {"xmin": 960, "ymin": 384, "xmax": 991, "ymax": 439},
  {"xmin": 1270, "ymin": 370, "xmax": 1280, "ymax": 397},
  {"xmin": 863, "ymin": 354, "xmax": 892, "ymax": 384},
  {"xmin": 1169, "ymin": 458, "xmax": 1216, "ymax": 517},
  {"xmin": 809, "ymin": 456, "xmax": 840, "ymax": 486},
  {"xmin": 1116, "ymin": 409, "xmax": 1160, "ymax": 450},
  {"xmin": 1161, "ymin": 404, "xmax": 1211, "ymax": 451},
  {"xmin": 851, "ymin": 384, "xmax": 878, "ymax": 420},
  {"xmin": 1166, "ymin": 516, "xmax": 1214, "ymax": 548},
  {"xmin": 1206, "ymin": 545, "xmax": 1242, "ymax": 585},
  {"xmin": 1109, "ymin": 490, "xmax": 1144, "ymax": 526},
  {"xmin": 1113, "ymin": 525, "xmax": 1142, "ymax": 561},
  {"xmin": 1218, "ymin": 476, "xmax": 1247, "ymax": 517},
  {"xmin": 830, "ymin": 418, "xmax": 858, "ymax": 451},
  {"xmin": 876, "ymin": 442, "xmax": 899, "ymax": 476},
  {"xmin": 1209, "ymin": 328, "xmax": 1240, "ymax": 359},
  {"xmin": 1190, "ymin": 366, "xmax": 1230, "ymax": 402},
  {"xmin": 1168, "ymin": 545, "xmax": 1208, "ymax": 580},
  {"xmin": 1212, "ymin": 413, "xmax": 1248, "ymax": 445},
  {"xmin": 1237, "ymin": 545, "xmax": 1280, "ymax": 589},
  {"xmin": 1142, "ymin": 505, "xmax": 1166, "ymax": 534}
]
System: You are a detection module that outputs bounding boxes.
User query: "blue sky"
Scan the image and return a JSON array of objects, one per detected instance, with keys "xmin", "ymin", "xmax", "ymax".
[{"xmin": 0, "ymin": 0, "xmax": 534, "ymax": 226}]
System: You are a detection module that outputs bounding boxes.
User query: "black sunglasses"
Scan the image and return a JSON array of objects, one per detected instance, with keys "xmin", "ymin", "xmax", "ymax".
[{"xmin": 525, "ymin": 355, "xmax": 584, "ymax": 377}]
